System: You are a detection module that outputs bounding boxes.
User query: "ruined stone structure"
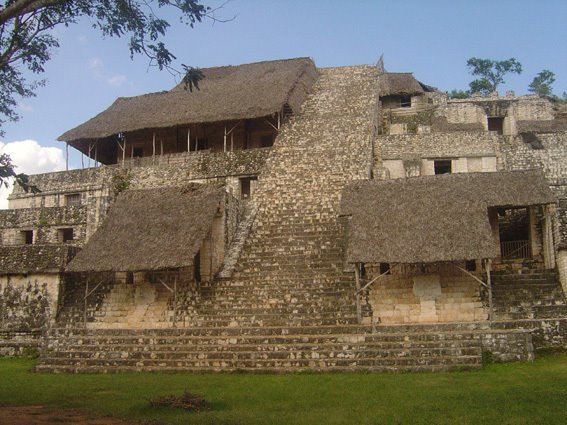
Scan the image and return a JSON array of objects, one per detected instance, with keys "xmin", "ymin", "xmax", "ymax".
[{"xmin": 1, "ymin": 58, "xmax": 567, "ymax": 370}]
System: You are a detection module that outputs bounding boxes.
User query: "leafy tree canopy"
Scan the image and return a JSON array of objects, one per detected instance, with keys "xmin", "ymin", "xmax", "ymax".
[
  {"xmin": 528, "ymin": 69, "xmax": 556, "ymax": 97},
  {"xmin": 448, "ymin": 89, "xmax": 470, "ymax": 99},
  {"xmin": 466, "ymin": 57, "xmax": 522, "ymax": 95},
  {"xmin": 0, "ymin": 0, "xmax": 223, "ymax": 135},
  {"xmin": 0, "ymin": 153, "xmax": 39, "ymax": 193}
]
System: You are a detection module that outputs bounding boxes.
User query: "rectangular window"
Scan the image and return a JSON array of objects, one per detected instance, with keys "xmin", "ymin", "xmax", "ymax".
[
  {"xmin": 59, "ymin": 228, "xmax": 74, "ymax": 243},
  {"xmin": 240, "ymin": 176, "xmax": 258, "ymax": 200},
  {"xmin": 434, "ymin": 160, "xmax": 452, "ymax": 175},
  {"xmin": 487, "ymin": 117, "xmax": 504, "ymax": 135},
  {"xmin": 21, "ymin": 230, "xmax": 33, "ymax": 245},
  {"xmin": 65, "ymin": 193, "xmax": 81, "ymax": 207}
]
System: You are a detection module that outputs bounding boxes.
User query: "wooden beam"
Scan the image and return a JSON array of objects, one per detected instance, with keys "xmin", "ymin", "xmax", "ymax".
[
  {"xmin": 65, "ymin": 143, "xmax": 69, "ymax": 171},
  {"xmin": 187, "ymin": 127, "xmax": 191, "ymax": 152}
]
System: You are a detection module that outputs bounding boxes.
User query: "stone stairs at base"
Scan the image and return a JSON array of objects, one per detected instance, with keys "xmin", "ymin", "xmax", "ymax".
[
  {"xmin": 37, "ymin": 323, "xmax": 493, "ymax": 373},
  {"xmin": 490, "ymin": 269, "xmax": 567, "ymax": 320}
]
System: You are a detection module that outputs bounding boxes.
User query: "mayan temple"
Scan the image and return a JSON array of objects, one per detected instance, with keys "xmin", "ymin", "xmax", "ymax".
[{"xmin": 1, "ymin": 58, "xmax": 567, "ymax": 372}]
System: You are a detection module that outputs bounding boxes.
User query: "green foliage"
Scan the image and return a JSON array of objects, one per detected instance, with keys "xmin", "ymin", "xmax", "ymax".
[
  {"xmin": 466, "ymin": 57, "xmax": 523, "ymax": 95},
  {"xmin": 449, "ymin": 89, "xmax": 471, "ymax": 99},
  {"xmin": 0, "ymin": 1, "xmax": 222, "ymax": 133},
  {"xmin": 0, "ymin": 153, "xmax": 40, "ymax": 193},
  {"xmin": 528, "ymin": 70, "xmax": 556, "ymax": 96},
  {"xmin": 390, "ymin": 110, "xmax": 434, "ymax": 134},
  {"xmin": 112, "ymin": 169, "xmax": 132, "ymax": 196}
]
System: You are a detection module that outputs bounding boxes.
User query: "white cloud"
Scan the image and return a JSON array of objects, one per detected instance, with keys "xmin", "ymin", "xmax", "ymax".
[
  {"xmin": 0, "ymin": 140, "xmax": 65, "ymax": 209},
  {"xmin": 107, "ymin": 74, "xmax": 128, "ymax": 87},
  {"xmin": 18, "ymin": 102, "xmax": 34, "ymax": 112},
  {"xmin": 88, "ymin": 57, "xmax": 130, "ymax": 88}
]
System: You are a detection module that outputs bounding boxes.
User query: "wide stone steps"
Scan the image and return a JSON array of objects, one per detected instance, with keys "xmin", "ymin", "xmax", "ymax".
[{"xmin": 37, "ymin": 324, "xmax": 489, "ymax": 373}]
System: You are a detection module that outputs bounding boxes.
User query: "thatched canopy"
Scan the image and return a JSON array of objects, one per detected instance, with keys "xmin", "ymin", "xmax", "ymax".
[
  {"xmin": 58, "ymin": 58, "xmax": 318, "ymax": 145},
  {"xmin": 378, "ymin": 73, "xmax": 430, "ymax": 97},
  {"xmin": 340, "ymin": 171, "xmax": 555, "ymax": 264},
  {"xmin": 66, "ymin": 184, "xmax": 223, "ymax": 272}
]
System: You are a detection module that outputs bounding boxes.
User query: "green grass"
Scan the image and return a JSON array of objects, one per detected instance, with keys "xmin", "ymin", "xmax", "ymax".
[{"xmin": 1, "ymin": 355, "xmax": 567, "ymax": 425}]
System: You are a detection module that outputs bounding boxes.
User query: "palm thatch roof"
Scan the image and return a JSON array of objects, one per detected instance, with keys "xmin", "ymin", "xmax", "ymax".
[
  {"xmin": 340, "ymin": 171, "xmax": 555, "ymax": 264},
  {"xmin": 66, "ymin": 184, "xmax": 223, "ymax": 272},
  {"xmin": 58, "ymin": 57, "xmax": 318, "ymax": 143},
  {"xmin": 378, "ymin": 73, "xmax": 431, "ymax": 97}
]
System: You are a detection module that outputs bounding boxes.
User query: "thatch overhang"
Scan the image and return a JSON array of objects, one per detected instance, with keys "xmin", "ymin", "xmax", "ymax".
[
  {"xmin": 66, "ymin": 184, "xmax": 223, "ymax": 273},
  {"xmin": 0, "ymin": 245, "xmax": 80, "ymax": 274},
  {"xmin": 340, "ymin": 171, "xmax": 555, "ymax": 264},
  {"xmin": 58, "ymin": 58, "xmax": 318, "ymax": 153},
  {"xmin": 378, "ymin": 73, "xmax": 430, "ymax": 97}
]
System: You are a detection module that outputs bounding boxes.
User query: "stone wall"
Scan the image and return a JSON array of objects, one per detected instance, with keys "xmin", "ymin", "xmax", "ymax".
[
  {"xmin": 365, "ymin": 263, "xmax": 487, "ymax": 324},
  {"xmin": 0, "ymin": 273, "xmax": 60, "ymax": 331}
]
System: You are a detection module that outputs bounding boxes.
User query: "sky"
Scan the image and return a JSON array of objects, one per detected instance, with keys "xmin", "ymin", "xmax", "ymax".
[{"xmin": 1, "ymin": 0, "xmax": 566, "ymax": 206}]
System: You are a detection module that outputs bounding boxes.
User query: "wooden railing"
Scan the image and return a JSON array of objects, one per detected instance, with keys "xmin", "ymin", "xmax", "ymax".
[{"xmin": 500, "ymin": 240, "xmax": 531, "ymax": 259}]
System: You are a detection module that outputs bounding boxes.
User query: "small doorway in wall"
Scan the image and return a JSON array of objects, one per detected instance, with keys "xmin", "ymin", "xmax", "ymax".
[
  {"xmin": 261, "ymin": 135, "xmax": 274, "ymax": 148},
  {"xmin": 498, "ymin": 207, "xmax": 532, "ymax": 259},
  {"xmin": 132, "ymin": 147, "xmax": 144, "ymax": 158},
  {"xmin": 434, "ymin": 160, "xmax": 452, "ymax": 175},
  {"xmin": 400, "ymin": 95, "xmax": 412, "ymax": 108},
  {"xmin": 240, "ymin": 176, "xmax": 258, "ymax": 200},
  {"xmin": 487, "ymin": 117, "xmax": 504, "ymax": 135},
  {"xmin": 21, "ymin": 230, "xmax": 33, "ymax": 245},
  {"xmin": 59, "ymin": 228, "xmax": 74, "ymax": 243}
]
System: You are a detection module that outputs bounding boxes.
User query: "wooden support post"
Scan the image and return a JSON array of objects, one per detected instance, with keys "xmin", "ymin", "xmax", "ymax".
[
  {"xmin": 173, "ymin": 277, "xmax": 177, "ymax": 328},
  {"xmin": 486, "ymin": 259, "xmax": 493, "ymax": 323},
  {"xmin": 277, "ymin": 111, "xmax": 281, "ymax": 130},
  {"xmin": 122, "ymin": 139, "xmax": 126, "ymax": 166},
  {"xmin": 81, "ymin": 153, "xmax": 84, "ymax": 169},
  {"xmin": 84, "ymin": 278, "xmax": 89, "ymax": 327},
  {"xmin": 65, "ymin": 143, "xmax": 69, "ymax": 171},
  {"xmin": 187, "ymin": 128, "xmax": 190, "ymax": 152},
  {"xmin": 223, "ymin": 124, "xmax": 227, "ymax": 152},
  {"xmin": 94, "ymin": 141, "xmax": 98, "ymax": 167},
  {"xmin": 230, "ymin": 131, "xmax": 234, "ymax": 152},
  {"xmin": 152, "ymin": 132, "xmax": 156, "ymax": 162},
  {"xmin": 354, "ymin": 263, "xmax": 362, "ymax": 324}
]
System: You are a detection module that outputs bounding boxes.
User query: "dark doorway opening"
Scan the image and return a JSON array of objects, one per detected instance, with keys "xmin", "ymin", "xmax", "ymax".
[
  {"xmin": 434, "ymin": 160, "xmax": 452, "ymax": 175},
  {"xmin": 488, "ymin": 117, "xmax": 504, "ymax": 135}
]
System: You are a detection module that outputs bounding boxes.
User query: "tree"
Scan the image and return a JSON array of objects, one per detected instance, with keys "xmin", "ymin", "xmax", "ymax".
[
  {"xmin": 528, "ymin": 69, "xmax": 556, "ymax": 97},
  {"xmin": 0, "ymin": 0, "xmax": 226, "ymax": 134},
  {"xmin": 466, "ymin": 57, "xmax": 522, "ymax": 95},
  {"xmin": 0, "ymin": 153, "xmax": 39, "ymax": 193},
  {"xmin": 448, "ymin": 89, "xmax": 470, "ymax": 99}
]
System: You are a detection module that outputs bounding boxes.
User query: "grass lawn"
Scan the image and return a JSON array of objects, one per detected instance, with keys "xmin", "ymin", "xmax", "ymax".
[{"xmin": 1, "ymin": 354, "xmax": 567, "ymax": 425}]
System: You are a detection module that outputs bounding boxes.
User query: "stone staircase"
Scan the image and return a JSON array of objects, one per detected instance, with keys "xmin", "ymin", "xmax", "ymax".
[
  {"xmin": 37, "ymin": 323, "xmax": 491, "ymax": 373},
  {"xmin": 490, "ymin": 269, "xmax": 567, "ymax": 320}
]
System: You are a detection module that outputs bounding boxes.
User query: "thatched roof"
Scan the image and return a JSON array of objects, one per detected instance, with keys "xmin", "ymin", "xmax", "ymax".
[
  {"xmin": 59, "ymin": 58, "xmax": 318, "ymax": 143},
  {"xmin": 340, "ymin": 171, "xmax": 555, "ymax": 264},
  {"xmin": 378, "ymin": 73, "xmax": 430, "ymax": 97},
  {"xmin": 516, "ymin": 119, "xmax": 567, "ymax": 133},
  {"xmin": 66, "ymin": 184, "xmax": 223, "ymax": 272}
]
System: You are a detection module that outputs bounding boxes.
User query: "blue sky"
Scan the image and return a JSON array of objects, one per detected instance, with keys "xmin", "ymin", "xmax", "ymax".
[{"xmin": 1, "ymin": 0, "xmax": 566, "ymax": 174}]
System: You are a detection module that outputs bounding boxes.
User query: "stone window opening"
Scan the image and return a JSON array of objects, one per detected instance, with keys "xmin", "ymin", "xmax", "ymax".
[
  {"xmin": 487, "ymin": 117, "xmax": 504, "ymax": 135},
  {"xmin": 20, "ymin": 230, "xmax": 33, "ymax": 245},
  {"xmin": 434, "ymin": 160, "xmax": 452, "ymax": 175},
  {"xmin": 240, "ymin": 176, "xmax": 258, "ymax": 200},
  {"xmin": 65, "ymin": 193, "xmax": 81, "ymax": 207},
  {"xmin": 379, "ymin": 262, "xmax": 390, "ymax": 275},
  {"xmin": 58, "ymin": 228, "xmax": 74, "ymax": 243}
]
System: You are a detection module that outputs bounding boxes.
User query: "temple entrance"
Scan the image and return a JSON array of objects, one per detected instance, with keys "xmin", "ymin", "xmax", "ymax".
[{"xmin": 498, "ymin": 207, "xmax": 531, "ymax": 259}]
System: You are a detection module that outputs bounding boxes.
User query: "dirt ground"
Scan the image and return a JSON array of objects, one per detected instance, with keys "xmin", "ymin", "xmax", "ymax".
[{"xmin": 0, "ymin": 406, "xmax": 132, "ymax": 425}]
